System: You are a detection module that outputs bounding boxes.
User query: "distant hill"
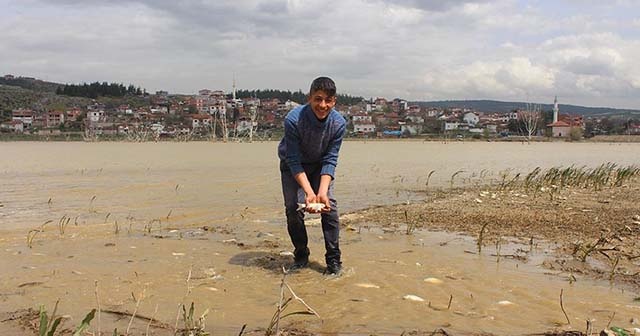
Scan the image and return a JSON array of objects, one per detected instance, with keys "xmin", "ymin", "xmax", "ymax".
[
  {"xmin": 0, "ymin": 76, "xmax": 61, "ymax": 93},
  {"xmin": 2, "ymin": 75, "xmax": 638, "ymax": 118},
  {"xmin": 414, "ymin": 100, "xmax": 640, "ymax": 118},
  {"xmin": 0, "ymin": 76, "xmax": 149, "ymax": 113},
  {"xmin": 0, "ymin": 84, "xmax": 93, "ymax": 112}
]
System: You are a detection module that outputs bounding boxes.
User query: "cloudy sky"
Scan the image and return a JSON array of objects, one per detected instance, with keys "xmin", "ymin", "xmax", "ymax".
[{"xmin": 2, "ymin": 0, "xmax": 640, "ymax": 109}]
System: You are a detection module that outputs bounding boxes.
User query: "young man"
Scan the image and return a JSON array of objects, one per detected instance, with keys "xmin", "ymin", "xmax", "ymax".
[{"xmin": 278, "ymin": 77, "xmax": 346, "ymax": 275}]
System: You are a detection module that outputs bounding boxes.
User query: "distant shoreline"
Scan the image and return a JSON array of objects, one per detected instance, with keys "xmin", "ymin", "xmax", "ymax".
[{"xmin": 1, "ymin": 134, "xmax": 639, "ymax": 143}]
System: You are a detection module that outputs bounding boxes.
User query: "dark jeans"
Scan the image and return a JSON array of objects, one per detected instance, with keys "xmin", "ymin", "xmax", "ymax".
[{"xmin": 280, "ymin": 161, "xmax": 341, "ymax": 266}]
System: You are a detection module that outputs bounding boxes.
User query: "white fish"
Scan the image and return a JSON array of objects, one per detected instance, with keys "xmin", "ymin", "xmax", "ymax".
[
  {"xmin": 355, "ymin": 283, "xmax": 380, "ymax": 289},
  {"xmin": 498, "ymin": 300, "xmax": 514, "ymax": 306},
  {"xmin": 297, "ymin": 203, "xmax": 328, "ymax": 212},
  {"xmin": 423, "ymin": 277, "xmax": 443, "ymax": 284},
  {"xmin": 403, "ymin": 294, "xmax": 425, "ymax": 302},
  {"xmin": 172, "ymin": 252, "xmax": 185, "ymax": 256}
]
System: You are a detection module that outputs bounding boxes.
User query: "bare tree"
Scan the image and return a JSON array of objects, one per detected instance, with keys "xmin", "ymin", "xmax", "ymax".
[
  {"xmin": 518, "ymin": 103, "xmax": 541, "ymax": 141},
  {"xmin": 218, "ymin": 110, "xmax": 228, "ymax": 142},
  {"xmin": 248, "ymin": 105, "xmax": 258, "ymax": 143}
]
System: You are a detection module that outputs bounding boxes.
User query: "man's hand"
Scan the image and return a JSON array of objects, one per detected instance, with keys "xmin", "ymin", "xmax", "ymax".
[
  {"xmin": 316, "ymin": 193, "xmax": 331, "ymax": 213},
  {"xmin": 304, "ymin": 193, "xmax": 317, "ymax": 209}
]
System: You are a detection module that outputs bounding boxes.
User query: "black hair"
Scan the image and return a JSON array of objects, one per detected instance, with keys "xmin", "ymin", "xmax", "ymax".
[{"xmin": 309, "ymin": 77, "xmax": 336, "ymax": 97}]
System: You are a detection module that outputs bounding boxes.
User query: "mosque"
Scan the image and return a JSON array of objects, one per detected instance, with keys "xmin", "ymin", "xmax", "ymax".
[{"xmin": 546, "ymin": 96, "xmax": 583, "ymax": 137}]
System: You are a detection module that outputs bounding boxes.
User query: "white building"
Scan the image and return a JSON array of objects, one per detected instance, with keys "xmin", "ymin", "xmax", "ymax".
[
  {"xmin": 12, "ymin": 109, "xmax": 34, "ymax": 128},
  {"xmin": 463, "ymin": 112, "xmax": 480, "ymax": 126},
  {"xmin": 444, "ymin": 121, "xmax": 459, "ymax": 131},
  {"xmin": 88, "ymin": 110, "xmax": 105, "ymax": 123},
  {"xmin": 352, "ymin": 114, "xmax": 375, "ymax": 133}
]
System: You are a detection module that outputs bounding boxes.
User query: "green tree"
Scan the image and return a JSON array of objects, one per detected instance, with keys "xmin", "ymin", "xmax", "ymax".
[
  {"xmin": 1, "ymin": 109, "xmax": 11, "ymax": 122},
  {"xmin": 569, "ymin": 127, "xmax": 583, "ymax": 141},
  {"xmin": 507, "ymin": 119, "xmax": 520, "ymax": 134}
]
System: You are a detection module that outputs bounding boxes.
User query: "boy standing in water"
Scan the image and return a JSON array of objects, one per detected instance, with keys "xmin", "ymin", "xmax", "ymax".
[{"xmin": 278, "ymin": 77, "xmax": 346, "ymax": 276}]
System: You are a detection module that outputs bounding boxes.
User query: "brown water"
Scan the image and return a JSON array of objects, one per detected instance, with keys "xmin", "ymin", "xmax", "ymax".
[{"xmin": 1, "ymin": 141, "xmax": 639, "ymax": 335}]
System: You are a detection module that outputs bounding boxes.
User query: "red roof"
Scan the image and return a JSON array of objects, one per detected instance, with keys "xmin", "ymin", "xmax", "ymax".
[
  {"xmin": 547, "ymin": 121, "xmax": 571, "ymax": 127},
  {"xmin": 190, "ymin": 114, "xmax": 212, "ymax": 120}
]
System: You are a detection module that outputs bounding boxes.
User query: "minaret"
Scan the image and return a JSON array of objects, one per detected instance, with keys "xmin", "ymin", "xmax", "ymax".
[
  {"xmin": 553, "ymin": 96, "xmax": 559, "ymax": 123},
  {"xmin": 232, "ymin": 74, "xmax": 237, "ymax": 101}
]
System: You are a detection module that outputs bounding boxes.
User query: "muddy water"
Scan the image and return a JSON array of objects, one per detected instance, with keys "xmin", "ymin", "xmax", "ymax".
[{"xmin": 1, "ymin": 141, "xmax": 639, "ymax": 335}]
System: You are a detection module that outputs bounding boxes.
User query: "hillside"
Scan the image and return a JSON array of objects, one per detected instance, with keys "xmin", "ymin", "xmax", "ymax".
[
  {"xmin": 415, "ymin": 100, "xmax": 640, "ymax": 118},
  {"xmin": 0, "ymin": 77, "xmax": 149, "ymax": 113},
  {"xmin": 2, "ymin": 76, "xmax": 638, "ymax": 119},
  {"xmin": 0, "ymin": 76, "xmax": 61, "ymax": 93},
  {"xmin": 0, "ymin": 84, "xmax": 94, "ymax": 113}
]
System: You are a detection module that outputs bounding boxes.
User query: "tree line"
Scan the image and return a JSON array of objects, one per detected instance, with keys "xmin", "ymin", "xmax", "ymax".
[
  {"xmin": 56, "ymin": 82, "xmax": 144, "ymax": 98},
  {"xmin": 235, "ymin": 89, "xmax": 364, "ymax": 105}
]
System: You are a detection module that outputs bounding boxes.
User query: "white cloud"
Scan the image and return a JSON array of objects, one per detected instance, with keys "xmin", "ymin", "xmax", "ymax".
[
  {"xmin": 422, "ymin": 57, "xmax": 554, "ymax": 99},
  {"xmin": 1, "ymin": 0, "xmax": 639, "ymax": 108}
]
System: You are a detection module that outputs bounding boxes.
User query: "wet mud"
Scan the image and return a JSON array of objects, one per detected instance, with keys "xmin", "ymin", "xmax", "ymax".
[{"xmin": 1, "ymin": 142, "xmax": 640, "ymax": 335}]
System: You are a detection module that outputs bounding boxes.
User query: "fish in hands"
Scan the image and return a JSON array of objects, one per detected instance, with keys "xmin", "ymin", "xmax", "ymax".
[{"xmin": 297, "ymin": 203, "xmax": 330, "ymax": 213}]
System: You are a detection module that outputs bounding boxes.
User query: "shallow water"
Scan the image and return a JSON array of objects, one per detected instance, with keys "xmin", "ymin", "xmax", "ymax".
[{"xmin": 1, "ymin": 141, "xmax": 639, "ymax": 334}]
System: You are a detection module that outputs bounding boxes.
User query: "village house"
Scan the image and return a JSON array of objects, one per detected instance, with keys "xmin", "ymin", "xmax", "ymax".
[
  {"xmin": 425, "ymin": 108, "xmax": 440, "ymax": 118},
  {"xmin": 198, "ymin": 89, "xmax": 212, "ymax": 96},
  {"xmin": 46, "ymin": 111, "xmax": 65, "ymax": 127},
  {"xmin": 261, "ymin": 98, "xmax": 280, "ymax": 110},
  {"xmin": 189, "ymin": 114, "xmax": 213, "ymax": 130},
  {"xmin": 235, "ymin": 117, "xmax": 256, "ymax": 134},
  {"xmin": 0, "ymin": 120, "xmax": 24, "ymax": 133},
  {"xmin": 351, "ymin": 113, "xmax": 376, "ymax": 134},
  {"xmin": 87, "ymin": 110, "xmax": 105, "ymax": 123},
  {"xmin": 150, "ymin": 106, "xmax": 168, "ymax": 114},
  {"xmin": 374, "ymin": 111, "xmax": 400, "ymax": 128},
  {"xmin": 463, "ymin": 112, "xmax": 480, "ymax": 126},
  {"xmin": 444, "ymin": 121, "xmax": 460, "ymax": 131},
  {"xmin": 373, "ymin": 97, "xmax": 388, "ymax": 112},
  {"xmin": 284, "ymin": 100, "xmax": 300, "ymax": 110},
  {"xmin": 484, "ymin": 124, "xmax": 498, "ymax": 134},
  {"xmin": 116, "ymin": 105, "xmax": 133, "ymax": 115},
  {"xmin": 12, "ymin": 109, "xmax": 34, "ymax": 128},
  {"xmin": 407, "ymin": 105, "xmax": 421, "ymax": 114},
  {"xmin": 399, "ymin": 121, "xmax": 423, "ymax": 136},
  {"xmin": 391, "ymin": 99, "xmax": 408, "ymax": 113},
  {"xmin": 65, "ymin": 107, "xmax": 83, "ymax": 122},
  {"xmin": 404, "ymin": 112, "xmax": 424, "ymax": 124},
  {"xmin": 208, "ymin": 101, "xmax": 227, "ymax": 116}
]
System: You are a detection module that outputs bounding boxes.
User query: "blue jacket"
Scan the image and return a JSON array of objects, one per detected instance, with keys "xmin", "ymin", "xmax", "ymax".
[{"xmin": 278, "ymin": 104, "xmax": 346, "ymax": 179}]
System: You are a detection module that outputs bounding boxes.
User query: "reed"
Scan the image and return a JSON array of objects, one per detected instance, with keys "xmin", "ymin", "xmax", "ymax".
[
  {"xmin": 36, "ymin": 301, "xmax": 96, "ymax": 336},
  {"xmin": 266, "ymin": 268, "xmax": 320, "ymax": 336},
  {"xmin": 425, "ymin": 170, "xmax": 435, "ymax": 190},
  {"xmin": 450, "ymin": 170, "xmax": 465, "ymax": 189},
  {"xmin": 58, "ymin": 215, "xmax": 70, "ymax": 236},
  {"xmin": 499, "ymin": 163, "xmax": 639, "ymax": 193},
  {"xmin": 404, "ymin": 210, "xmax": 416, "ymax": 235},
  {"xmin": 176, "ymin": 302, "xmax": 209, "ymax": 336},
  {"xmin": 27, "ymin": 220, "xmax": 52, "ymax": 248}
]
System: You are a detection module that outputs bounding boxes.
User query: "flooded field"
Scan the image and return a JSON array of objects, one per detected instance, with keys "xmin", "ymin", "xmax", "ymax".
[{"xmin": 1, "ymin": 141, "xmax": 639, "ymax": 335}]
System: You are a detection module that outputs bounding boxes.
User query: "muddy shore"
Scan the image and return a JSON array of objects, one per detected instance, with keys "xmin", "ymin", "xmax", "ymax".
[
  {"xmin": 2, "ymin": 178, "xmax": 640, "ymax": 335},
  {"xmin": 342, "ymin": 180, "xmax": 640, "ymax": 291}
]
